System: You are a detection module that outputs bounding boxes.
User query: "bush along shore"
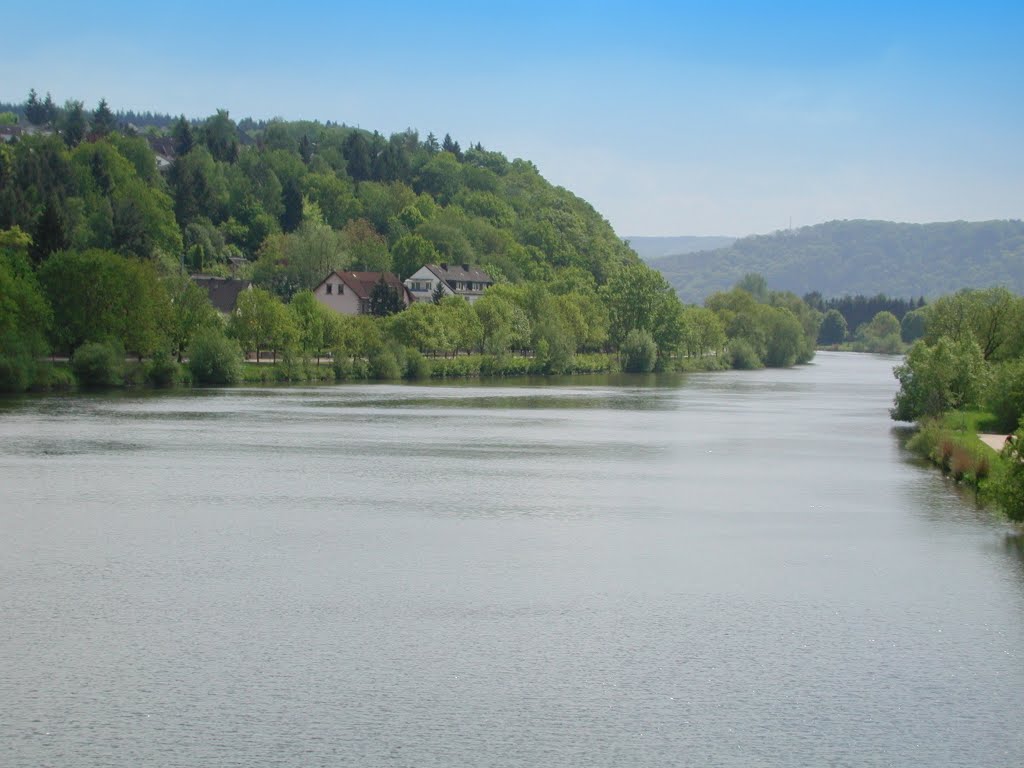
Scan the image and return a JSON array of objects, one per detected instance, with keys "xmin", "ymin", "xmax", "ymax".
[
  {"xmin": 888, "ymin": 287, "xmax": 1024, "ymax": 524},
  {"xmin": 15, "ymin": 346, "xmax": 732, "ymax": 394}
]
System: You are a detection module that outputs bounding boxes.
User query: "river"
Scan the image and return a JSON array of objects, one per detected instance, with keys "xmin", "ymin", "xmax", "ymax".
[{"xmin": 1, "ymin": 351, "xmax": 1022, "ymax": 767}]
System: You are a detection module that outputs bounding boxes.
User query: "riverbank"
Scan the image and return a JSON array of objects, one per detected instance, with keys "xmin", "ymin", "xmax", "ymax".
[
  {"xmin": 11, "ymin": 350, "xmax": 732, "ymax": 394},
  {"xmin": 904, "ymin": 409, "xmax": 1022, "ymax": 523}
]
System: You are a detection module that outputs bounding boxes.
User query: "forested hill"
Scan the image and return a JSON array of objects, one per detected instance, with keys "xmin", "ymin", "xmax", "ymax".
[
  {"xmin": 649, "ymin": 219, "xmax": 1024, "ymax": 303},
  {"xmin": 0, "ymin": 98, "xmax": 638, "ymax": 288}
]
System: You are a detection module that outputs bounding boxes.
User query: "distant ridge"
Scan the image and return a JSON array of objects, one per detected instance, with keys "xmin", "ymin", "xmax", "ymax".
[
  {"xmin": 625, "ymin": 235, "xmax": 736, "ymax": 261},
  {"xmin": 646, "ymin": 219, "xmax": 1024, "ymax": 303}
]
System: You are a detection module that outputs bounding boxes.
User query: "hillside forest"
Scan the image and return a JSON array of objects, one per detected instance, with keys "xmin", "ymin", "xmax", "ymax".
[
  {"xmin": 1, "ymin": 93, "xmax": 823, "ymax": 391},
  {"xmin": 650, "ymin": 219, "xmax": 1024, "ymax": 303}
]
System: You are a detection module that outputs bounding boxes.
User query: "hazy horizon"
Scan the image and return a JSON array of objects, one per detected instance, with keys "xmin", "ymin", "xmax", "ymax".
[{"xmin": 6, "ymin": 1, "xmax": 1022, "ymax": 237}]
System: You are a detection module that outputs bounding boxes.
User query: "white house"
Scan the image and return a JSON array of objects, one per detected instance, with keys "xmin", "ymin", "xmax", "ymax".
[{"xmin": 404, "ymin": 263, "xmax": 494, "ymax": 304}]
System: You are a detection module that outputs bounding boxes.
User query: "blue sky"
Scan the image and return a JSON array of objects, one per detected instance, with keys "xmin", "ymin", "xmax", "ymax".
[{"xmin": 5, "ymin": 1, "xmax": 1023, "ymax": 236}]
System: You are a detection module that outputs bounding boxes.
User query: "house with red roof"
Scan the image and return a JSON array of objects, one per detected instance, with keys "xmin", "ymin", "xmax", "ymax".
[{"xmin": 313, "ymin": 271, "xmax": 413, "ymax": 315}]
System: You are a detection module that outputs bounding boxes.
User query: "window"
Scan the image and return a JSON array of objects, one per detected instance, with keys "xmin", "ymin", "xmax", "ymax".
[
  {"xmin": 326, "ymin": 283, "xmax": 333, "ymax": 294},
  {"xmin": 338, "ymin": 283, "xmax": 344, "ymax": 294}
]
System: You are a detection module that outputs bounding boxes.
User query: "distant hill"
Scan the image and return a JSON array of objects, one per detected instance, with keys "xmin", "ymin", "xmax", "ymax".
[
  {"xmin": 626, "ymin": 235, "xmax": 736, "ymax": 261},
  {"xmin": 648, "ymin": 219, "xmax": 1024, "ymax": 303}
]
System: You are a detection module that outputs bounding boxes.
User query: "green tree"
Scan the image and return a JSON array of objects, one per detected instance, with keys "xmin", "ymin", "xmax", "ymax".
[
  {"xmin": 985, "ymin": 359, "xmax": 1024, "ymax": 433},
  {"xmin": 901, "ymin": 307, "xmax": 928, "ymax": 343},
  {"xmin": 188, "ymin": 327, "xmax": 242, "ymax": 385},
  {"xmin": 91, "ymin": 98, "xmax": 116, "ymax": 137},
  {"xmin": 891, "ymin": 337, "xmax": 988, "ymax": 422},
  {"xmin": 200, "ymin": 109, "xmax": 240, "ymax": 163},
  {"xmin": 0, "ymin": 227, "xmax": 52, "ymax": 391},
  {"xmin": 621, "ymin": 329, "xmax": 657, "ymax": 372},
  {"xmin": 25, "ymin": 88, "xmax": 45, "ymax": 125},
  {"xmin": 168, "ymin": 276, "xmax": 219, "ymax": 362},
  {"xmin": 60, "ymin": 100, "xmax": 87, "ymax": 148},
  {"xmin": 228, "ymin": 286, "xmax": 293, "ymax": 362},
  {"xmin": 391, "ymin": 233, "xmax": 439, "ymax": 281},
  {"xmin": 819, "ymin": 308, "xmax": 848, "ymax": 345},
  {"xmin": 601, "ymin": 263, "xmax": 683, "ymax": 355},
  {"xmin": 288, "ymin": 290, "xmax": 335, "ymax": 364},
  {"xmin": 39, "ymin": 249, "xmax": 170, "ymax": 357},
  {"xmin": 680, "ymin": 306, "xmax": 726, "ymax": 358},
  {"xmin": 172, "ymin": 115, "xmax": 194, "ymax": 156},
  {"xmin": 369, "ymin": 277, "xmax": 403, "ymax": 317},
  {"xmin": 994, "ymin": 426, "xmax": 1024, "ymax": 522}
]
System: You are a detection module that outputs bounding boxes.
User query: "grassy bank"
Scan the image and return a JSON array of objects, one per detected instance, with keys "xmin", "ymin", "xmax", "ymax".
[{"xmin": 905, "ymin": 410, "xmax": 1006, "ymax": 503}]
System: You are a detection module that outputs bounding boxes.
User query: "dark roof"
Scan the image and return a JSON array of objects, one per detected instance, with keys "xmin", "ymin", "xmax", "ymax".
[
  {"xmin": 147, "ymin": 136, "xmax": 175, "ymax": 158},
  {"xmin": 317, "ymin": 271, "xmax": 412, "ymax": 302},
  {"xmin": 191, "ymin": 276, "xmax": 252, "ymax": 313},
  {"xmin": 426, "ymin": 263, "xmax": 493, "ymax": 284}
]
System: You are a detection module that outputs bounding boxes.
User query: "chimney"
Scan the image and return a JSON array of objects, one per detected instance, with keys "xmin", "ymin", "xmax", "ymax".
[
  {"xmin": 440, "ymin": 263, "xmax": 448, "ymax": 270},
  {"xmin": 462, "ymin": 264, "xmax": 470, "ymax": 271}
]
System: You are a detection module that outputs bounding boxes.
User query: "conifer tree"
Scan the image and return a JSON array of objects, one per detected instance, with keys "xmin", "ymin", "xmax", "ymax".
[
  {"xmin": 91, "ymin": 98, "xmax": 116, "ymax": 136},
  {"xmin": 25, "ymin": 89, "xmax": 44, "ymax": 125},
  {"xmin": 172, "ymin": 115, "xmax": 194, "ymax": 156}
]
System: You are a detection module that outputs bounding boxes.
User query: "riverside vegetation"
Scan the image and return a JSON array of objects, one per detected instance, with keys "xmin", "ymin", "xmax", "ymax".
[
  {"xmin": 1, "ymin": 94, "xmax": 823, "ymax": 393},
  {"xmin": 888, "ymin": 286, "xmax": 1024, "ymax": 523}
]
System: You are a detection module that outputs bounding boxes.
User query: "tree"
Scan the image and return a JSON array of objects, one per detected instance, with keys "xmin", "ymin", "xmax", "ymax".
[
  {"xmin": 601, "ymin": 263, "xmax": 683, "ymax": 355},
  {"xmin": 168, "ymin": 276, "xmax": 219, "ymax": 362},
  {"xmin": 188, "ymin": 328, "xmax": 242, "ymax": 385},
  {"xmin": 280, "ymin": 177, "xmax": 303, "ymax": 233},
  {"xmin": 228, "ymin": 287, "xmax": 293, "ymax": 362},
  {"xmin": 342, "ymin": 131, "xmax": 371, "ymax": 181},
  {"xmin": 60, "ymin": 100, "xmax": 87, "ymax": 147},
  {"xmin": 901, "ymin": 308, "xmax": 928, "ymax": 343},
  {"xmin": 441, "ymin": 133, "xmax": 463, "ymax": 160},
  {"xmin": 621, "ymin": 329, "xmax": 657, "ymax": 372},
  {"xmin": 288, "ymin": 290, "xmax": 336, "ymax": 364},
  {"xmin": 30, "ymin": 196, "xmax": 69, "ymax": 264},
  {"xmin": 91, "ymin": 98, "xmax": 116, "ymax": 136},
  {"xmin": 25, "ymin": 89, "xmax": 45, "ymax": 126},
  {"xmin": 200, "ymin": 109, "xmax": 239, "ymax": 163},
  {"xmin": 680, "ymin": 306, "xmax": 726, "ymax": 358},
  {"xmin": 39, "ymin": 249, "xmax": 170, "ymax": 357},
  {"xmin": 819, "ymin": 308, "xmax": 848, "ymax": 345},
  {"xmin": 369, "ymin": 277, "xmax": 403, "ymax": 317},
  {"xmin": 891, "ymin": 337, "xmax": 988, "ymax": 422},
  {"xmin": 342, "ymin": 218, "xmax": 389, "ymax": 272},
  {"xmin": 42, "ymin": 92, "xmax": 58, "ymax": 125},
  {"xmin": 994, "ymin": 425, "xmax": 1024, "ymax": 522},
  {"xmin": 925, "ymin": 288, "xmax": 1022, "ymax": 361},
  {"xmin": 0, "ymin": 227, "xmax": 51, "ymax": 391},
  {"xmin": 391, "ymin": 233, "xmax": 439, "ymax": 280},
  {"xmin": 172, "ymin": 115, "xmax": 194, "ymax": 156}
]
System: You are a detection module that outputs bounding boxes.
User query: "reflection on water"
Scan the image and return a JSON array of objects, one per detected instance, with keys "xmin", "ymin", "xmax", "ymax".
[{"xmin": 1, "ymin": 352, "xmax": 1023, "ymax": 768}]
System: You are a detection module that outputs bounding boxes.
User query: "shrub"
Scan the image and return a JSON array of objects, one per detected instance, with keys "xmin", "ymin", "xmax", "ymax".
[
  {"xmin": 30, "ymin": 362, "xmax": 75, "ymax": 391},
  {"xmin": 621, "ymin": 329, "xmax": 658, "ymax": 373},
  {"xmin": 985, "ymin": 359, "xmax": 1024, "ymax": 433},
  {"xmin": 72, "ymin": 341, "xmax": 124, "ymax": 388},
  {"xmin": 369, "ymin": 347, "xmax": 402, "ymax": 380},
  {"xmin": 0, "ymin": 353, "xmax": 32, "ymax": 393},
  {"xmin": 144, "ymin": 353, "xmax": 181, "ymax": 388},
  {"xmin": 273, "ymin": 347, "xmax": 306, "ymax": 383},
  {"xmin": 728, "ymin": 338, "xmax": 762, "ymax": 370},
  {"xmin": 188, "ymin": 329, "xmax": 242, "ymax": 385},
  {"xmin": 404, "ymin": 348, "xmax": 433, "ymax": 380}
]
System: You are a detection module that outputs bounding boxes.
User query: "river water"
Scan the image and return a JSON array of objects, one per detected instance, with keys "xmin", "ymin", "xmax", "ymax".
[{"xmin": 1, "ymin": 351, "xmax": 1022, "ymax": 767}]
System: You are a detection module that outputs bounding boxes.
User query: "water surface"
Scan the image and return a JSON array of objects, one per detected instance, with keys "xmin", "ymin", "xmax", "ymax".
[{"xmin": 2, "ymin": 352, "xmax": 1022, "ymax": 767}]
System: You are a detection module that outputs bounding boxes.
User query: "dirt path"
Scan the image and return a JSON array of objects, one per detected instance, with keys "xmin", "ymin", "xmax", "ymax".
[{"xmin": 979, "ymin": 433, "xmax": 1012, "ymax": 452}]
